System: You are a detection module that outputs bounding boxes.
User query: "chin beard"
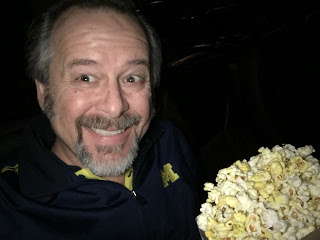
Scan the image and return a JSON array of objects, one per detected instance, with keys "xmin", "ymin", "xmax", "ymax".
[
  {"xmin": 75, "ymin": 138, "xmax": 138, "ymax": 177},
  {"xmin": 74, "ymin": 113, "xmax": 141, "ymax": 177}
]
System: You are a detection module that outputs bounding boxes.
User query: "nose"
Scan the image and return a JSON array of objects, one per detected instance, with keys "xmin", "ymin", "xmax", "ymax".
[{"xmin": 95, "ymin": 81, "xmax": 128, "ymax": 118}]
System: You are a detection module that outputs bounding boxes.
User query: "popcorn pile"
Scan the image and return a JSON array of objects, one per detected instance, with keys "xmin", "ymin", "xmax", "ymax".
[{"xmin": 196, "ymin": 144, "xmax": 320, "ymax": 240}]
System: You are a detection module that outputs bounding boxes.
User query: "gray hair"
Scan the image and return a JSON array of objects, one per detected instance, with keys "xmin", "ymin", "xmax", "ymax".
[{"xmin": 25, "ymin": 0, "xmax": 162, "ymax": 107}]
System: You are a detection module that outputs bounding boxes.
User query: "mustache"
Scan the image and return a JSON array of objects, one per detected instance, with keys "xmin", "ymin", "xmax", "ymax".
[{"xmin": 76, "ymin": 113, "xmax": 141, "ymax": 130}]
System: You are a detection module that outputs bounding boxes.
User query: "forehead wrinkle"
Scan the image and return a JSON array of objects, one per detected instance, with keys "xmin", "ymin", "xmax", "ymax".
[
  {"xmin": 65, "ymin": 58, "xmax": 149, "ymax": 71},
  {"xmin": 126, "ymin": 59, "xmax": 149, "ymax": 68},
  {"xmin": 67, "ymin": 58, "xmax": 98, "ymax": 70},
  {"xmin": 62, "ymin": 58, "xmax": 98, "ymax": 77}
]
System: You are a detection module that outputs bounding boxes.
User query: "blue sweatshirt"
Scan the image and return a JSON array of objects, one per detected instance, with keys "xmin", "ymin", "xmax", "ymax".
[{"xmin": 0, "ymin": 114, "xmax": 202, "ymax": 240}]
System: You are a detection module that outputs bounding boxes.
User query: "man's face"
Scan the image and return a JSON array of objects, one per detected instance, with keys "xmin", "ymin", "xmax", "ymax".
[{"xmin": 36, "ymin": 9, "xmax": 153, "ymax": 177}]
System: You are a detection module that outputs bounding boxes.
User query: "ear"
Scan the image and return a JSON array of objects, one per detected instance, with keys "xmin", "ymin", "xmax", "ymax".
[{"xmin": 35, "ymin": 79, "xmax": 46, "ymax": 111}]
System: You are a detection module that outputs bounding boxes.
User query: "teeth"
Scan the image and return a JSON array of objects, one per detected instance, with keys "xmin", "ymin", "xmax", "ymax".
[{"xmin": 91, "ymin": 128, "xmax": 125, "ymax": 136}]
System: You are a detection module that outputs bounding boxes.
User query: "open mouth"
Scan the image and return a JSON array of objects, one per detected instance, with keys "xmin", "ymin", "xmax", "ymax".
[{"xmin": 90, "ymin": 127, "xmax": 126, "ymax": 137}]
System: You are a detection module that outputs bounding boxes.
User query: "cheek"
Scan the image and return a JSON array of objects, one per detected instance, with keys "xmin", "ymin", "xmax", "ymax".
[
  {"xmin": 132, "ymin": 94, "xmax": 152, "ymax": 134},
  {"xmin": 55, "ymin": 89, "xmax": 92, "ymax": 122},
  {"xmin": 51, "ymin": 90, "xmax": 94, "ymax": 146},
  {"xmin": 130, "ymin": 93, "xmax": 151, "ymax": 117}
]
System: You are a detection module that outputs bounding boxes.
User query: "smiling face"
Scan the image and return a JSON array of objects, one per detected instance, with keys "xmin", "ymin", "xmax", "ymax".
[{"xmin": 35, "ymin": 8, "xmax": 153, "ymax": 178}]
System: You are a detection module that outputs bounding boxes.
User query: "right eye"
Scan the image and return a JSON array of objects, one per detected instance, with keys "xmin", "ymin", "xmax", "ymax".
[{"xmin": 77, "ymin": 74, "xmax": 95, "ymax": 83}]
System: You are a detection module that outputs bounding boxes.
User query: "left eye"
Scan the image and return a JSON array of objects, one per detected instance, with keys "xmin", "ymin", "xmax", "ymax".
[
  {"xmin": 78, "ymin": 74, "xmax": 95, "ymax": 82},
  {"xmin": 126, "ymin": 75, "xmax": 141, "ymax": 83}
]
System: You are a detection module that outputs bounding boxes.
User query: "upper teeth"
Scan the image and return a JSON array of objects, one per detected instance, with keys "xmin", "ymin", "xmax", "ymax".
[{"xmin": 91, "ymin": 128, "xmax": 125, "ymax": 136}]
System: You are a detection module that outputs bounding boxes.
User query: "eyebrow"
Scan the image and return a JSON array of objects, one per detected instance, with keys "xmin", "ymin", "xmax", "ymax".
[
  {"xmin": 64, "ymin": 58, "xmax": 149, "ymax": 74},
  {"xmin": 66, "ymin": 59, "xmax": 98, "ymax": 70},
  {"xmin": 127, "ymin": 59, "xmax": 149, "ymax": 68}
]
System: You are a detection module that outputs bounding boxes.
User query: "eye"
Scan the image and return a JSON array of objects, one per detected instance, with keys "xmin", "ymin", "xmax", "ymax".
[
  {"xmin": 126, "ymin": 75, "xmax": 141, "ymax": 83},
  {"xmin": 78, "ymin": 74, "xmax": 95, "ymax": 83}
]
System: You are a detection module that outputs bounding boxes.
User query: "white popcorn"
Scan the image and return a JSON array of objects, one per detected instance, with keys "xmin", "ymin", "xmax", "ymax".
[
  {"xmin": 235, "ymin": 192, "xmax": 256, "ymax": 213},
  {"xmin": 309, "ymin": 184, "xmax": 320, "ymax": 198},
  {"xmin": 219, "ymin": 180, "xmax": 243, "ymax": 196},
  {"xmin": 207, "ymin": 189, "xmax": 221, "ymax": 204},
  {"xmin": 200, "ymin": 202, "xmax": 216, "ymax": 217},
  {"xmin": 287, "ymin": 175, "xmax": 302, "ymax": 188},
  {"xmin": 196, "ymin": 144, "xmax": 320, "ymax": 240},
  {"xmin": 262, "ymin": 208, "xmax": 288, "ymax": 232},
  {"xmin": 196, "ymin": 213, "xmax": 208, "ymax": 231},
  {"xmin": 216, "ymin": 205, "xmax": 233, "ymax": 223},
  {"xmin": 296, "ymin": 145, "xmax": 315, "ymax": 158},
  {"xmin": 245, "ymin": 213, "xmax": 262, "ymax": 236},
  {"xmin": 204, "ymin": 182, "xmax": 215, "ymax": 191},
  {"xmin": 282, "ymin": 226, "xmax": 298, "ymax": 240},
  {"xmin": 297, "ymin": 183, "xmax": 310, "ymax": 197},
  {"xmin": 273, "ymin": 220, "xmax": 288, "ymax": 233}
]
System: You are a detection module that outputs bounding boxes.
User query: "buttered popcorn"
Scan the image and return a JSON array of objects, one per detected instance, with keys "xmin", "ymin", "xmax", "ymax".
[{"xmin": 196, "ymin": 144, "xmax": 320, "ymax": 240}]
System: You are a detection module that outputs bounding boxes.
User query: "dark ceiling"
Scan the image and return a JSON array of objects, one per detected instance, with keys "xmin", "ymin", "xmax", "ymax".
[{"xmin": 1, "ymin": 0, "xmax": 320, "ymax": 182}]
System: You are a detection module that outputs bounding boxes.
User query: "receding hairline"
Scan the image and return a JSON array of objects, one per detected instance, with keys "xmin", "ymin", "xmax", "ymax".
[{"xmin": 52, "ymin": 6, "xmax": 146, "ymax": 38}]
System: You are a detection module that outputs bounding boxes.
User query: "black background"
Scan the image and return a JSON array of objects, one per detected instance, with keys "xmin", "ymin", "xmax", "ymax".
[{"xmin": 1, "ymin": 0, "xmax": 320, "ymax": 188}]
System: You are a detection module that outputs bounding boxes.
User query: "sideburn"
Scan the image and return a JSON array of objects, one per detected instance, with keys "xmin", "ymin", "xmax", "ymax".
[{"xmin": 43, "ymin": 86, "xmax": 56, "ymax": 119}]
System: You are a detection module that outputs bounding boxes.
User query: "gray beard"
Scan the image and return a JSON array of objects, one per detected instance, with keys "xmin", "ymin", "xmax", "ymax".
[
  {"xmin": 74, "ymin": 113, "xmax": 141, "ymax": 177},
  {"xmin": 43, "ymin": 87, "xmax": 144, "ymax": 177},
  {"xmin": 75, "ymin": 132, "xmax": 139, "ymax": 177}
]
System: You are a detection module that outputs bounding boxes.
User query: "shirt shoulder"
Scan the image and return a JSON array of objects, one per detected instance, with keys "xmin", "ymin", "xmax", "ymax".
[
  {"xmin": 0, "ymin": 147, "xmax": 21, "ymax": 169},
  {"xmin": 0, "ymin": 147, "xmax": 21, "ymax": 191}
]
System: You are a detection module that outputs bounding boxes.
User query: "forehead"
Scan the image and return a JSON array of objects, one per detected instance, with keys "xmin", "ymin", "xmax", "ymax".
[
  {"xmin": 52, "ymin": 7, "xmax": 148, "ymax": 49},
  {"xmin": 49, "ymin": 7, "xmax": 150, "ymax": 76}
]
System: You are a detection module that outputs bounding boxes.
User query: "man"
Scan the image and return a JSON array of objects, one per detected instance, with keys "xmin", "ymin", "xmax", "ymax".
[{"xmin": 0, "ymin": 0, "xmax": 202, "ymax": 239}]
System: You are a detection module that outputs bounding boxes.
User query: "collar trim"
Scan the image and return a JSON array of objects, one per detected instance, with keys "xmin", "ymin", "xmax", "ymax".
[{"xmin": 75, "ymin": 167, "xmax": 133, "ymax": 191}]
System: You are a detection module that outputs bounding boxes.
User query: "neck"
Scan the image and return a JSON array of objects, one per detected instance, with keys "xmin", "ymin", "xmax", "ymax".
[{"xmin": 52, "ymin": 140, "xmax": 125, "ymax": 186}]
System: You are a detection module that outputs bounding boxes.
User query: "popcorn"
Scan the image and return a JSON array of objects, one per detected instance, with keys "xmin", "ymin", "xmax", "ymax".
[{"xmin": 196, "ymin": 144, "xmax": 320, "ymax": 240}]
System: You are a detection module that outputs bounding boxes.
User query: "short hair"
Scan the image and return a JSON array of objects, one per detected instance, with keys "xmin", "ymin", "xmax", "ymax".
[{"xmin": 25, "ymin": 0, "xmax": 162, "ymax": 104}]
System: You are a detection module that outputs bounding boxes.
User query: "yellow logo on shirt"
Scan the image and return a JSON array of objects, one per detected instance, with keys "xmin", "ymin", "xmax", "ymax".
[
  {"xmin": 1, "ymin": 163, "xmax": 19, "ymax": 174},
  {"xmin": 161, "ymin": 163, "xmax": 179, "ymax": 188}
]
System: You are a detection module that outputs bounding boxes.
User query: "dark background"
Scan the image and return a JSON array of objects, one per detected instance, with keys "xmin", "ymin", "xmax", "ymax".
[{"xmin": 1, "ymin": 0, "xmax": 320, "ymax": 189}]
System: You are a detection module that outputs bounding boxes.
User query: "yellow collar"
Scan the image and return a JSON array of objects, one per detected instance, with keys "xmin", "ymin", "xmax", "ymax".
[{"xmin": 75, "ymin": 167, "xmax": 133, "ymax": 191}]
